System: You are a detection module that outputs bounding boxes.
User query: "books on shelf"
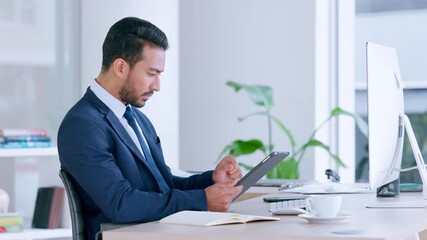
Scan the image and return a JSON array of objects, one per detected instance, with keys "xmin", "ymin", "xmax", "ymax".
[
  {"xmin": 0, "ymin": 213, "xmax": 24, "ymax": 233},
  {"xmin": 0, "ymin": 141, "xmax": 52, "ymax": 148},
  {"xmin": 0, "ymin": 129, "xmax": 48, "ymax": 137},
  {"xmin": 1, "ymin": 135, "xmax": 51, "ymax": 142},
  {"xmin": 32, "ymin": 187, "xmax": 65, "ymax": 229},
  {"xmin": 0, "ymin": 128, "xmax": 52, "ymax": 149},
  {"xmin": 159, "ymin": 210, "xmax": 280, "ymax": 226}
]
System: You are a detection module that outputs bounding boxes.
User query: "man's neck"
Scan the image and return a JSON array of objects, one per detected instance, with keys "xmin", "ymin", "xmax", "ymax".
[{"xmin": 95, "ymin": 73, "xmax": 122, "ymax": 103}]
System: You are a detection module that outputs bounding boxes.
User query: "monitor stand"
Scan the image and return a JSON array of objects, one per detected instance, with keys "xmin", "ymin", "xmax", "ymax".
[
  {"xmin": 400, "ymin": 114, "xmax": 427, "ymax": 193},
  {"xmin": 377, "ymin": 178, "xmax": 400, "ymax": 197},
  {"xmin": 377, "ymin": 114, "xmax": 427, "ymax": 197}
]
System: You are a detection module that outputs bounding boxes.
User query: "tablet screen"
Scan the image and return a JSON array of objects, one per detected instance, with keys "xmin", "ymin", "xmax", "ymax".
[{"xmin": 233, "ymin": 151, "xmax": 289, "ymax": 201}]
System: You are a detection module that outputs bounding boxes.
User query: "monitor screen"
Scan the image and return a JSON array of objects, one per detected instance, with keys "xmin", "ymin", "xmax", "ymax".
[{"xmin": 366, "ymin": 42, "xmax": 405, "ymax": 195}]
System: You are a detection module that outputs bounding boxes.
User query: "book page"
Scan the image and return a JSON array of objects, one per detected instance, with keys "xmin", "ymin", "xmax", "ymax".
[{"xmin": 159, "ymin": 211, "xmax": 279, "ymax": 226}]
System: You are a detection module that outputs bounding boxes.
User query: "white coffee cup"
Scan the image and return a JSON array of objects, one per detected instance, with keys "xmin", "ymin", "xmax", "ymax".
[{"xmin": 305, "ymin": 195, "xmax": 342, "ymax": 218}]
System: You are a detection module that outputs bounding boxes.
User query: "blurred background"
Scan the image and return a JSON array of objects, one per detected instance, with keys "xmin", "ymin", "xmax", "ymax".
[{"xmin": 0, "ymin": 0, "xmax": 426, "ymax": 228}]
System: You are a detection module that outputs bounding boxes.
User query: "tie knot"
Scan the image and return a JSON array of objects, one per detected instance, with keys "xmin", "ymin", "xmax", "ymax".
[{"xmin": 123, "ymin": 106, "xmax": 134, "ymax": 122}]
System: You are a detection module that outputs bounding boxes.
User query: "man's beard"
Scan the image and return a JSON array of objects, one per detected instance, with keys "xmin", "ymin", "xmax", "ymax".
[{"xmin": 119, "ymin": 76, "xmax": 146, "ymax": 108}]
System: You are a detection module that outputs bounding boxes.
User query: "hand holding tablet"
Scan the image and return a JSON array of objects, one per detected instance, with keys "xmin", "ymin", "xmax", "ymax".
[{"xmin": 233, "ymin": 151, "xmax": 289, "ymax": 201}]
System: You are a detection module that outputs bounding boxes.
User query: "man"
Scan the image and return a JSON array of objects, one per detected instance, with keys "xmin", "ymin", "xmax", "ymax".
[{"xmin": 58, "ymin": 17, "xmax": 243, "ymax": 240}]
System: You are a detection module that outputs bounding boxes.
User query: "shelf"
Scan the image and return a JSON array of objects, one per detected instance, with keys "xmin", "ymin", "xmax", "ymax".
[
  {"xmin": 0, "ymin": 147, "xmax": 58, "ymax": 158},
  {"xmin": 0, "ymin": 228, "xmax": 71, "ymax": 240}
]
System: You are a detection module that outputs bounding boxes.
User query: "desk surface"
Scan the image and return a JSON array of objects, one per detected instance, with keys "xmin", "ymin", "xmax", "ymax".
[{"xmin": 103, "ymin": 187, "xmax": 427, "ymax": 240}]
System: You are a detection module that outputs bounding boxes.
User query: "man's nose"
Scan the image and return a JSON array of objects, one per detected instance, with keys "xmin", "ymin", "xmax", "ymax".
[{"xmin": 152, "ymin": 76, "xmax": 160, "ymax": 91}]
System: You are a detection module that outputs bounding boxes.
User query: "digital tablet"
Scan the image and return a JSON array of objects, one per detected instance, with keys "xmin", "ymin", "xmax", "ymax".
[{"xmin": 233, "ymin": 151, "xmax": 289, "ymax": 201}]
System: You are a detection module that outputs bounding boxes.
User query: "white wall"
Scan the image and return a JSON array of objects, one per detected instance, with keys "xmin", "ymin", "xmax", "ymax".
[
  {"xmin": 80, "ymin": 0, "xmax": 180, "ymax": 168},
  {"xmin": 179, "ymin": 0, "xmax": 319, "ymax": 179},
  {"xmin": 178, "ymin": 0, "xmax": 356, "ymax": 181}
]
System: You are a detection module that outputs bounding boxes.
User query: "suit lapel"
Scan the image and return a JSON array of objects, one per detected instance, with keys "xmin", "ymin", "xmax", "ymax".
[
  {"xmin": 107, "ymin": 111, "xmax": 168, "ymax": 184},
  {"xmin": 134, "ymin": 113, "xmax": 172, "ymax": 184},
  {"xmin": 84, "ymin": 88, "xmax": 169, "ymax": 186},
  {"xmin": 105, "ymin": 112, "xmax": 148, "ymax": 164},
  {"xmin": 84, "ymin": 88, "xmax": 150, "ymax": 169}
]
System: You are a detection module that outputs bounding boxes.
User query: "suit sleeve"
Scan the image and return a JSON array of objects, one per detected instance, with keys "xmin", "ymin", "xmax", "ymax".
[
  {"xmin": 172, "ymin": 171, "xmax": 214, "ymax": 190},
  {"xmin": 58, "ymin": 114, "xmax": 209, "ymax": 223}
]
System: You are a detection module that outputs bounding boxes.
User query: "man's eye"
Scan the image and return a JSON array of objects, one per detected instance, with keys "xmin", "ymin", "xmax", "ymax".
[{"xmin": 148, "ymin": 73, "xmax": 155, "ymax": 77}]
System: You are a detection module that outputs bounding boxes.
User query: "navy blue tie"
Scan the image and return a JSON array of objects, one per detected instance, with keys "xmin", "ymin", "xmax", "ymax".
[{"xmin": 123, "ymin": 106, "xmax": 170, "ymax": 193}]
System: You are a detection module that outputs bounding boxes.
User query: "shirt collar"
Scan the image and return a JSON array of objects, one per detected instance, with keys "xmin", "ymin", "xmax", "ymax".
[{"xmin": 90, "ymin": 79, "xmax": 127, "ymax": 119}]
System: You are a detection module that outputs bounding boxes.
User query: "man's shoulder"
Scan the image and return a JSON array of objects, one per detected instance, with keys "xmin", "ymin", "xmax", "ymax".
[
  {"xmin": 64, "ymin": 98, "xmax": 101, "ymax": 120},
  {"xmin": 65, "ymin": 89, "xmax": 109, "ymax": 119}
]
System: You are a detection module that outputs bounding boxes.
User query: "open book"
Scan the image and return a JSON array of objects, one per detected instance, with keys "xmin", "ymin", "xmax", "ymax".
[{"xmin": 159, "ymin": 210, "xmax": 279, "ymax": 226}]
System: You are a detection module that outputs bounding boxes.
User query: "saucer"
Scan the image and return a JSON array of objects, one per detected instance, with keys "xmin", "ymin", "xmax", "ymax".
[{"xmin": 298, "ymin": 213, "xmax": 351, "ymax": 223}]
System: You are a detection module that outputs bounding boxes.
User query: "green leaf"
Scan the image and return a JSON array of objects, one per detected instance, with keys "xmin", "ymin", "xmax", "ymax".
[
  {"xmin": 222, "ymin": 139, "xmax": 266, "ymax": 158},
  {"xmin": 302, "ymin": 139, "xmax": 347, "ymax": 168},
  {"xmin": 267, "ymin": 158, "xmax": 299, "ymax": 179},
  {"xmin": 222, "ymin": 81, "xmax": 364, "ymax": 180},
  {"xmin": 270, "ymin": 115, "xmax": 297, "ymax": 154},
  {"xmin": 330, "ymin": 107, "xmax": 368, "ymax": 137},
  {"xmin": 330, "ymin": 106, "xmax": 345, "ymax": 117},
  {"xmin": 236, "ymin": 111, "xmax": 297, "ymax": 156},
  {"xmin": 226, "ymin": 81, "xmax": 242, "ymax": 91},
  {"xmin": 226, "ymin": 80, "xmax": 273, "ymax": 108},
  {"xmin": 237, "ymin": 111, "xmax": 268, "ymax": 122}
]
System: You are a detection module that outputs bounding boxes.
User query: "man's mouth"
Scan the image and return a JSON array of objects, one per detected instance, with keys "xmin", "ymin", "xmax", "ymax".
[{"xmin": 142, "ymin": 92, "xmax": 154, "ymax": 101}]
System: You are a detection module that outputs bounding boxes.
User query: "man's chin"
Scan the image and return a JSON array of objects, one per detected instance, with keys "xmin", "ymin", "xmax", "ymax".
[{"xmin": 133, "ymin": 101, "xmax": 146, "ymax": 108}]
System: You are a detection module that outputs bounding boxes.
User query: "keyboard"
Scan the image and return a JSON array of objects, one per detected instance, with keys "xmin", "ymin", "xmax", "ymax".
[{"xmin": 269, "ymin": 199, "xmax": 308, "ymax": 215}]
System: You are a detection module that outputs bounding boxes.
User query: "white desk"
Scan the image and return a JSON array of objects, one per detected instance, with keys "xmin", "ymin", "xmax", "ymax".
[{"xmin": 103, "ymin": 187, "xmax": 427, "ymax": 240}]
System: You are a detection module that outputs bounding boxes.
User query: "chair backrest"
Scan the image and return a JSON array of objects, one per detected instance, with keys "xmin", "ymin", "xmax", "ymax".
[{"xmin": 59, "ymin": 169, "xmax": 85, "ymax": 240}]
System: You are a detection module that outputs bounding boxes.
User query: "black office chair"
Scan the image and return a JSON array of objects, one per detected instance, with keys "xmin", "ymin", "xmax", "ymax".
[{"xmin": 59, "ymin": 169, "xmax": 86, "ymax": 240}]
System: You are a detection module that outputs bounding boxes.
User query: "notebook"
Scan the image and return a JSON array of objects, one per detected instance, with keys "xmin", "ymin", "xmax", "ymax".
[{"xmin": 159, "ymin": 210, "xmax": 279, "ymax": 226}]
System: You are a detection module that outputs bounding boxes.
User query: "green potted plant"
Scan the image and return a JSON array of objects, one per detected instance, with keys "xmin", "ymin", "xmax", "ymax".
[{"xmin": 218, "ymin": 81, "xmax": 368, "ymax": 179}]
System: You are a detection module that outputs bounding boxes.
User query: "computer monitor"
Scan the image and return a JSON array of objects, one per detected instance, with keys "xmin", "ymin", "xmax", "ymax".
[{"xmin": 366, "ymin": 42, "xmax": 427, "ymax": 197}]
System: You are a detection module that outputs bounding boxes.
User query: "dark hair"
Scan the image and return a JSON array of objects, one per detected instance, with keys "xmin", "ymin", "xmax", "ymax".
[{"xmin": 101, "ymin": 17, "xmax": 169, "ymax": 70}]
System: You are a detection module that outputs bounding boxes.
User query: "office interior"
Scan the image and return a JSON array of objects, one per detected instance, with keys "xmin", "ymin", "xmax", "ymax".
[{"xmin": 0, "ymin": 0, "xmax": 426, "ymax": 233}]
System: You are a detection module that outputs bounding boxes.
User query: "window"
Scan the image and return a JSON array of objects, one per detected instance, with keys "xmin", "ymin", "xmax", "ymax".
[
  {"xmin": 0, "ymin": 0, "xmax": 79, "ymax": 140},
  {"xmin": 0, "ymin": 0, "xmax": 80, "ymax": 225},
  {"xmin": 355, "ymin": 0, "xmax": 427, "ymax": 183}
]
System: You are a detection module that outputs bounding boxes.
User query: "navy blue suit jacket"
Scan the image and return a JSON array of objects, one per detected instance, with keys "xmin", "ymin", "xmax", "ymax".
[{"xmin": 58, "ymin": 88, "xmax": 213, "ymax": 240}]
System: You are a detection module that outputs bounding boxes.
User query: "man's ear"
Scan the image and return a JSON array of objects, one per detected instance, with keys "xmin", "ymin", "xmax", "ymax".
[{"xmin": 112, "ymin": 58, "xmax": 129, "ymax": 79}]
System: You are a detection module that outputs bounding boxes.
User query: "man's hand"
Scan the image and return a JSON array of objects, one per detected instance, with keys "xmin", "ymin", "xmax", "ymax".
[
  {"xmin": 213, "ymin": 156, "xmax": 242, "ymax": 184},
  {"xmin": 205, "ymin": 182, "xmax": 243, "ymax": 212}
]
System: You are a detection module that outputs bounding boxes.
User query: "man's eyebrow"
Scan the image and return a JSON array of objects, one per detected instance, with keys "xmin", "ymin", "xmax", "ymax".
[{"xmin": 149, "ymin": 67, "xmax": 163, "ymax": 73}]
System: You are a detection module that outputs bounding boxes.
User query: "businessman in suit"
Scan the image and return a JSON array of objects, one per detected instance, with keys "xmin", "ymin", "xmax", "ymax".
[{"xmin": 58, "ymin": 17, "xmax": 243, "ymax": 240}]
